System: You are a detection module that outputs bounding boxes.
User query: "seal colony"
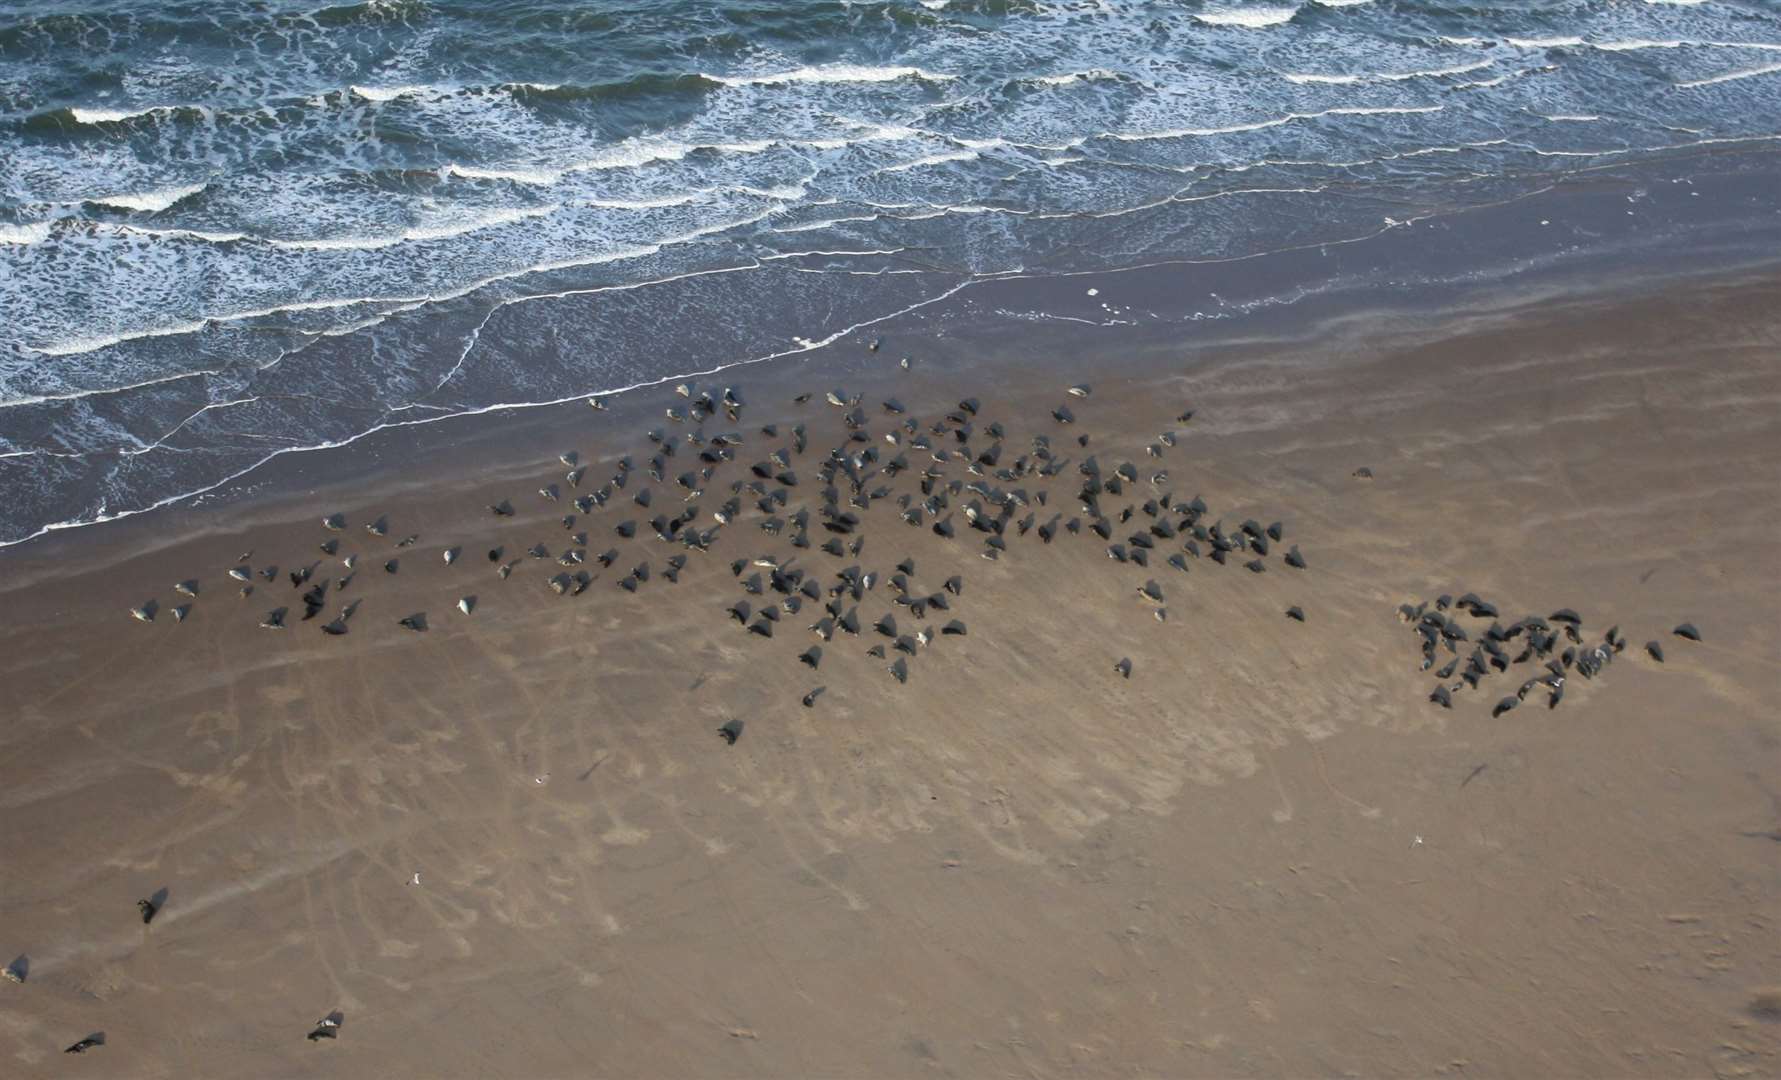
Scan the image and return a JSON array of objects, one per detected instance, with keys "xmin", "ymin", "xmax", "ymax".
[
  {"xmin": 1399, "ymin": 595, "xmax": 1703, "ymax": 714},
  {"xmin": 115, "ymin": 371, "xmax": 1332, "ymax": 712},
  {"xmin": 116, "ymin": 357, "xmax": 1709, "ymax": 730}
]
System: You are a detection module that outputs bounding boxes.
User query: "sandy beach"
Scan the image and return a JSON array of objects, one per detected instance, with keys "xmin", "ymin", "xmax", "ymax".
[{"xmin": 2, "ymin": 264, "xmax": 1778, "ymax": 1078}]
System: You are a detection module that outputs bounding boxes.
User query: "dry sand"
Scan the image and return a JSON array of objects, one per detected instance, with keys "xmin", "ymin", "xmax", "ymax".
[{"xmin": 1, "ymin": 270, "xmax": 1778, "ymax": 1078}]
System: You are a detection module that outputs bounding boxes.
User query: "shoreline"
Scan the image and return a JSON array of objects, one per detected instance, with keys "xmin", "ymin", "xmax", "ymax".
[
  {"xmin": 6, "ymin": 142, "xmax": 1781, "ymax": 557},
  {"xmin": 6, "ymin": 224, "xmax": 1781, "ymax": 590}
]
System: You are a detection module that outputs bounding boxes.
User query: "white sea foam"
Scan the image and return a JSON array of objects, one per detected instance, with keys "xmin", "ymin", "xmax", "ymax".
[
  {"xmin": 444, "ymin": 137, "xmax": 774, "ymax": 188},
  {"xmin": 1284, "ymin": 60, "xmax": 1493, "ymax": 84},
  {"xmin": 348, "ymin": 84, "xmax": 431, "ymax": 102},
  {"xmin": 1504, "ymin": 37, "xmax": 1586, "ymax": 49},
  {"xmin": 762, "ymin": 248, "xmax": 907, "ymax": 260},
  {"xmin": 878, "ymin": 149, "xmax": 979, "ymax": 173},
  {"xmin": 271, "ymin": 204, "xmax": 558, "ymax": 251},
  {"xmin": 706, "ymin": 64, "xmax": 954, "ymax": 86},
  {"xmin": 771, "ymin": 214, "xmax": 885, "ymax": 234},
  {"xmin": 31, "ymin": 320, "xmax": 211, "ymax": 358},
  {"xmin": 1283, "ymin": 73, "xmax": 1365, "ymax": 85},
  {"xmin": 580, "ymin": 193, "xmax": 701, "ymax": 210},
  {"xmin": 88, "ymin": 183, "xmax": 208, "ymax": 213},
  {"xmin": 66, "ymin": 104, "xmax": 168, "ymax": 123},
  {"xmin": 27, "ymin": 295, "xmax": 428, "ymax": 357},
  {"xmin": 1312, "ymin": 0, "xmax": 1372, "ymax": 6},
  {"xmin": 1595, "ymin": 39, "xmax": 1685, "ymax": 51},
  {"xmin": 0, "ymin": 222, "xmax": 53, "ymax": 245},
  {"xmin": 114, "ymin": 224, "xmax": 249, "ymax": 244},
  {"xmin": 1034, "ymin": 69, "xmax": 1120, "ymax": 86},
  {"xmin": 1676, "ymin": 61, "xmax": 1781, "ymax": 88},
  {"xmin": 446, "ymin": 163, "xmax": 567, "ymax": 185},
  {"xmin": 1107, "ymin": 104, "xmax": 1442, "ymax": 141},
  {"xmin": 1539, "ymin": 114, "xmax": 1601, "ymax": 122},
  {"xmin": 1194, "ymin": 6, "xmax": 1299, "ymax": 28}
]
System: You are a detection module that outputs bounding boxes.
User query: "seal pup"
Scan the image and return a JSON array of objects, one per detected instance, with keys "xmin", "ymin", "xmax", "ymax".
[
  {"xmin": 718, "ymin": 719, "xmax": 744, "ymax": 745},
  {"xmin": 321, "ymin": 618, "xmax": 349, "ymax": 635},
  {"xmin": 64, "ymin": 1034, "xmax": 105, "ymax": 1054},
  {"xmin": 490, "ymin": 499, "xmax": 515, "ymax": 517},
  {"xmin": 365, "ymin": 515, "xmax": 388, "ymax": 537},
  {"xmin": 306, "ymin": 1011, "xmax": 344, "ymax": 1040},
  {"xmin": 1, "ymin": 955, "xmax": 24, "ymax": 984}
]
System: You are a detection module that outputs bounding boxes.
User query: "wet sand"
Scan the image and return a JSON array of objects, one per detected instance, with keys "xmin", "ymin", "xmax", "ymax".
[{"xmin": 2, "ymin": 268, "xmax": 1779, "ymax": 1078}]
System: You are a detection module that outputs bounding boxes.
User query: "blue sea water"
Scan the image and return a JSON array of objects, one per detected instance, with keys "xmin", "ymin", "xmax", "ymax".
[{"xmin": 2, "ymin": 0, "xmax": 1780, "ymax": 547}]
